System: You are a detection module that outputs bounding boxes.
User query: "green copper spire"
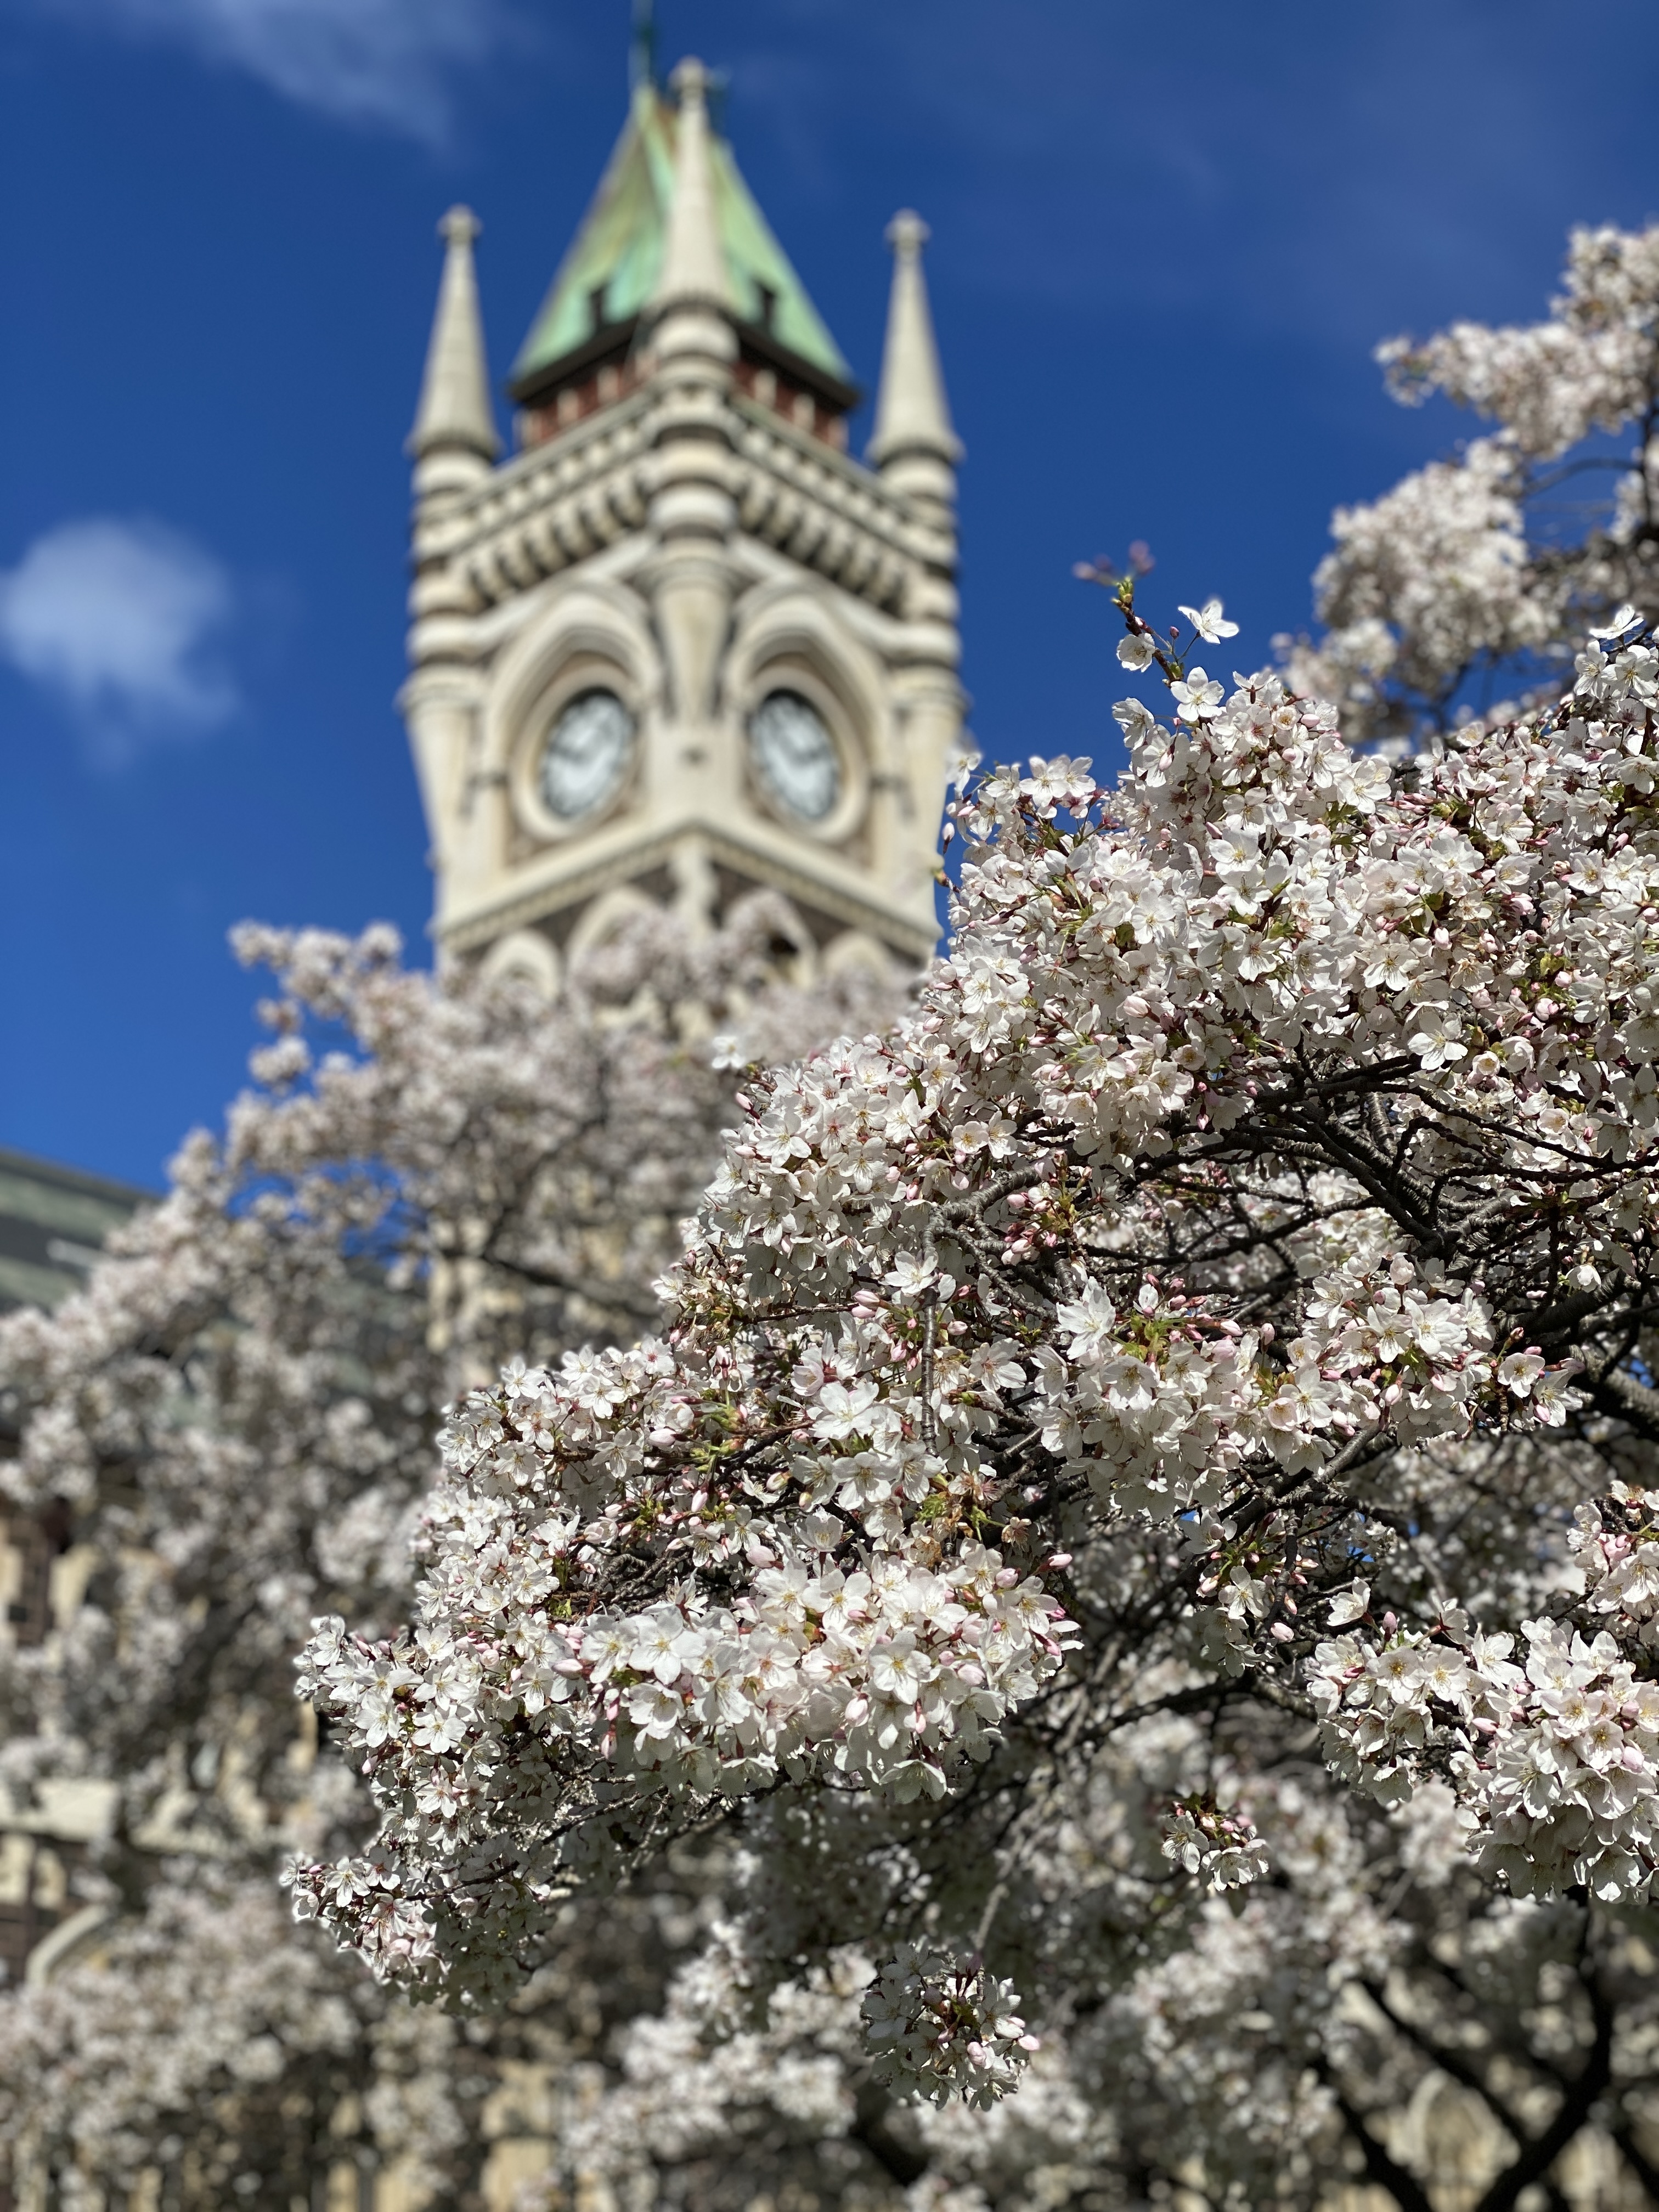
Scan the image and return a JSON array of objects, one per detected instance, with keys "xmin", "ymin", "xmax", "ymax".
[{"xmin": 508, "ymin": 68, "xmax": 853, "ymax": 402}]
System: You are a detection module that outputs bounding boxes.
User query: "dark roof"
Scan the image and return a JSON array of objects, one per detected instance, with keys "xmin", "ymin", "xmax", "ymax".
[{"xmin": 0, "ymin": 1147, "xmax": 155, "ymax": 1312}]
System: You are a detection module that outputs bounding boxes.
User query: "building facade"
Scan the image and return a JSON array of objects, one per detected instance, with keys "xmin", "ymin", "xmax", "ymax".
[
  {"xmin": 0, "ymin": 1148, "xmax": 150, "ymax": 1318},
  {"xmin": 0, "ymin": 1149, "xmax": 150, "ymax": 1995},
  {"xmin": 402, "ymin": 53, "xmax": 963, "ymax": 992}
]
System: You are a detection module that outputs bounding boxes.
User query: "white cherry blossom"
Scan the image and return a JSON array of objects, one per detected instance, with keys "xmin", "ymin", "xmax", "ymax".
[{"xmin": 289, "ymin": 613, "xmax": 1659, "ymax": 2212}]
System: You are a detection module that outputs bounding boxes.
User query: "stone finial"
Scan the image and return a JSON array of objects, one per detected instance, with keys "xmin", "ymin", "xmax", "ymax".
[
  {"xmin": 408, "ymin": 204, "xmax": 500, "ymax": 464},
  {"xmin": 650, "ymin": 58, "xmax": 732, "ymax": 314},
  {"xmin": 887, "ymin": 208, "xmax": 929, "ymax": 258},
  {"xmin": 868, "ymin": 208, "xmax": 961, "ymax": 468}
]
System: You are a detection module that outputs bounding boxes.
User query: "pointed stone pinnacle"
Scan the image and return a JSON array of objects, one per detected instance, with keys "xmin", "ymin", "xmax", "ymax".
[
  {"xmin": 409, "ymin": 204, "xmax": 500, "ymax": 464},
  {"xmin": 870, "ymin": 208, "xmax": 960, "ymax": 468}
]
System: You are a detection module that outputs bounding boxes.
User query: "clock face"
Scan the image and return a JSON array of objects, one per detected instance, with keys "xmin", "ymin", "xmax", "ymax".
[
  {"xmin": 540, "ymin": 690, "xmax": 634, "ymax": 821},
  {"xmin": 748, "ymin": 691, "xmax": 840, "ymax": 823}
]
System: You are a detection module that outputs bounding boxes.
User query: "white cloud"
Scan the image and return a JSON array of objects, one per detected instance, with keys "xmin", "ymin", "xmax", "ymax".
[
  {"xmin": 0, "ymin": 517, "xmax": 238, "ymax": 763},
  {"xmin": 35, "ymin": 0, "xmax": 515, "ymax": 140}
]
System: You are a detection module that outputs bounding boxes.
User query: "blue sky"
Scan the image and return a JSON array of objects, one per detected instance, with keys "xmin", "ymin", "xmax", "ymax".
[{"xmin": 1, "ymin": 0, "xmax": 1655, "ymax": 1186}]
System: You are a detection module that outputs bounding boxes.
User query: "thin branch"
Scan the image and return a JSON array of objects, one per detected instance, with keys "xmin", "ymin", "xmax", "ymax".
[
  {"xmin": 1612, "ymin": 2118, "xmax": 1659, "ymax": 2202},
  {"xmin": 1360, "ymin": 1980, "xmax": 1526, "ymax": 2142},
  {"xmin": 1469, "ymin": 1953, "xmax": 1613, "ymax": 2212},
  {"xmin": 1579, "ymin": 1349, "xmax": 1659, "ymax": 1443},
  {"xmin": 1315, "ymin": 2059, "xmax": 1436, "ymax": 2212}
]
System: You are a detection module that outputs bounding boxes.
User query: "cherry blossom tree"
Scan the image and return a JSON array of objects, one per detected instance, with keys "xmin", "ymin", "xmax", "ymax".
[
  {"xmin": 15, "ymin": 228, "xmax": 1659, "ymax": 2212},
  {"xmin": 0, "ymin": 907, "xmax": 898, "ymax": 2209},
  {"xmin": 292, "ymin": 596, "xmax": 1659, "ymax": 2210},
  {"xmin": 1285, "ymin": 223, "xmax": 1659, "ymax": 752}
]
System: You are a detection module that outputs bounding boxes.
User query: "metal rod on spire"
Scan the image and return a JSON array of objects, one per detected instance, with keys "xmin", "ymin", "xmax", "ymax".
[{"xmin": 629, "ymin": 0, "xmax": 657, "ymax": 91}]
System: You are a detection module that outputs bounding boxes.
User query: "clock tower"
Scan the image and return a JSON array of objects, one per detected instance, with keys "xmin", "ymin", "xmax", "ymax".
[{"xmin": 400, "ymin": 52, "xmax": 963, "ymax": 994}]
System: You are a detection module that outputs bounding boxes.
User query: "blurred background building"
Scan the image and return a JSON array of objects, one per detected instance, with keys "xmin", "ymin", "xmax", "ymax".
[
  {"xmin": 404, "ymin": 45, "xmax": 961, "ymax": 996},
  {"xmin": 0, "ymin": 1149, "xmax": 150, "ymax": 1318},
  {"xmin": 0, "ymin": 1150, "xmax": 150, "ymax": 1990}
]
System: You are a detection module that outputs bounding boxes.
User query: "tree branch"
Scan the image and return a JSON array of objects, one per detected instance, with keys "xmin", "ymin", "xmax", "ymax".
[
  {"xmin": 850, "ymin": 2087, "xmax": 929, "ymax": 2186},
  {"xmin": 1361, "ymin": 1980, "xmax": 1526, "ymax": 2142},
  {"xmin": 1612, "ymin": 2117, "xmax": 1659, "ymax": 2202},
  {"xmin": 1470, "ymin": 1955, "xmax": 1613, "ymax": 2212},
  {"xmin": 1578, "ymin": 1347, "xmax": 1659, "ymax": 1442},
  {"xmin": 1316, "ymin": 2059, "xmax": 1436, "ymax": 2212}
]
